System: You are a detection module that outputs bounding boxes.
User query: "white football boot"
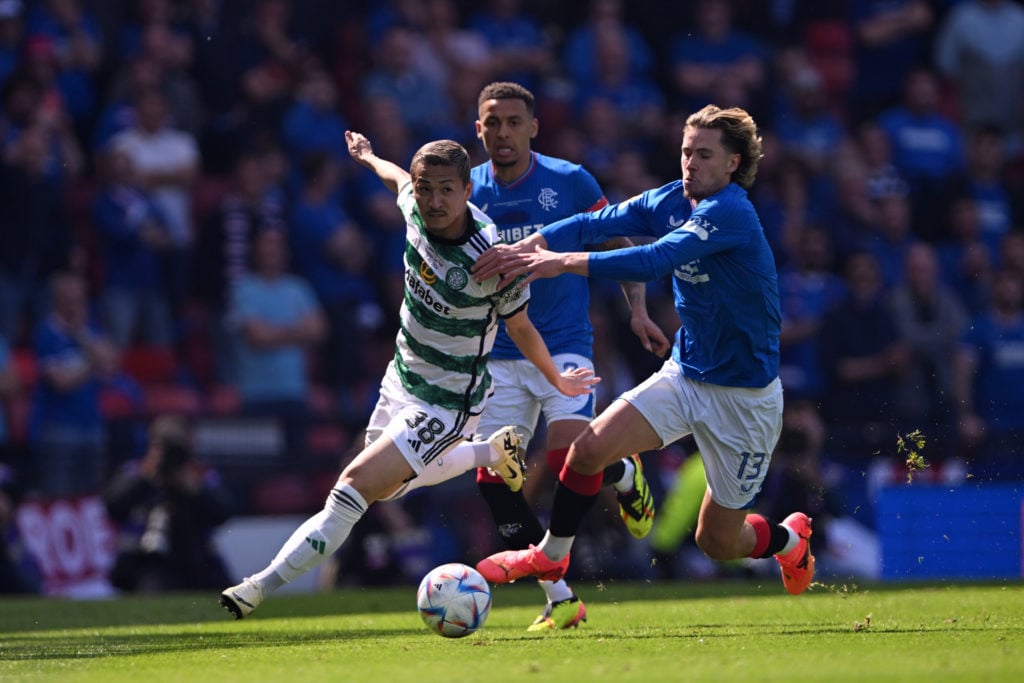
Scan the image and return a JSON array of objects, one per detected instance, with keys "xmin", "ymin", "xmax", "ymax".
[{"xmin": 220, "ymin": 577, "xmax": 264, "ymax": 619}]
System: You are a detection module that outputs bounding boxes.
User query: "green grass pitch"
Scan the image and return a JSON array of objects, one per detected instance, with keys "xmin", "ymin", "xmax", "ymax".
[{"xmin": 2, "ymin": 580, "xmax": 1021, "ymax": 682}]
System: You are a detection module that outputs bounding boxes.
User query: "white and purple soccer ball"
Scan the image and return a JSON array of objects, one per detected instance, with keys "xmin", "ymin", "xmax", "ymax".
[{"xmin": 416, "ymin": 562, "xmax": 492, "ymax": 638}]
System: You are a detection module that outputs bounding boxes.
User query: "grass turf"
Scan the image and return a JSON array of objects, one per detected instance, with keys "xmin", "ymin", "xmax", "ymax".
[{"xmin": 1, "ymin": 580, "xmax": 1021, "ymax": 682}]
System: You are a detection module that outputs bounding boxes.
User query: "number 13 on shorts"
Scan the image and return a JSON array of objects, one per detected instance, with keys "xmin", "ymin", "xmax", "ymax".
[{"xmin": 736, "ymin": 451, "xmax": 766, "ymax": 493}]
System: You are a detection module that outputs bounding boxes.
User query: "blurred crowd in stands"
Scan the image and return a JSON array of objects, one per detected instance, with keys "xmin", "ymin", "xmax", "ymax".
[{"xmin": 1, "ymin": 0, "xmax": 1024, "ymax": 591}]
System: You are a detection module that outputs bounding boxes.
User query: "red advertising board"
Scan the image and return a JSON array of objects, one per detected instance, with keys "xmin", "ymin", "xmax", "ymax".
[{"xmin": 14, "ymin": 494, "xmax": 116, "ymax": 597}]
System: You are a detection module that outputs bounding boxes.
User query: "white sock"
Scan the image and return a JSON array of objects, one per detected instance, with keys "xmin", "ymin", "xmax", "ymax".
[
  {"xmin": 250, "ymin": 567, "xmax": 285, "ymax": 592},
  {"xmin": 778, "ymin": 524, "xmax": 800, "ymax": 556},
  {"xmin": 611, "ymin": 457, "xmax": 636, "ymax": 493},
  {"xmin": 539, "ymin": 578, "xmax": 574, "ymax": 604},
  {"xmin": 258, "ymin": 483, "xmax": 368, "ymax": 586},
  {"xmin": 537, "ymin": 531, "xmax": 574, "ymax": 562},
  {"xmin": 385, "ymin": 440, "xmax": 492, "ymax": 499}
]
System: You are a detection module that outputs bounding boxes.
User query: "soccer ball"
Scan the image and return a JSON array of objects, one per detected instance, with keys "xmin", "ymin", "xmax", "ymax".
[{"xmin": 416, "ymin": 562, "xmax": 492, "ymax": 638}]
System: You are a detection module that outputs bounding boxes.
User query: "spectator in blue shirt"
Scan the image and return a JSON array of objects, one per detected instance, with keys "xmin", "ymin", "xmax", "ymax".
[
  {"xmin": 30, "ymin": 272, "xmax": 119, "ymax": 498},
  {"xmin": 469, "ymin": 0, "xmax": 553, "ymax": 93},
  {"xmin": 361, "ymin": 25, "xmax": 457, "ymax": 142},
  {"xmin": 23, "ymin": 0, "xmax": 103, "ymax": 131},
  {"xmin": 778, "ymin": 225, "xmax": 847, "ymax": 402},
  {"xmin": 92, "ymin": 143, "xmax": 175, "ymax": 348},
  {"xmin": 945, "ymin": 124, "xmax": 1020, "ymax": 260},
  {"xmin": 289, "ymin": 151, "xmax": 379, "ymax": 418},
  {"xmin": 848, "ymin": 0, "xmax": 935, "ymax": 123},
  {"xmin": 562, "ymin": 0, "xmax": 655, "ymax": 89},
  {"xmin": 281, "ymin": 66, "xmax": 350, "ymax": 194},
  {"xmin": 231, "ymin": 228, "xmax": 327, "ymax": 462},
  {"xmin": 669, "ymin": 0, "xmax": 767, "ymax": 116},
  {"xmin": 954, "ymin": 268, "xmax": 1024, "ymax": 479},
  {"xmin": 876, "ymin": 67, "xmax": 964, "ymax": 239}
]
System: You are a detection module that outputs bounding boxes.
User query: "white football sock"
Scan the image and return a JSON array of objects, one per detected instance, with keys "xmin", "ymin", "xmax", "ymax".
[
  {"xmin": 537, "ymin": 531, "xmax": 574, "ymax": 562},
  {"xmin": 256, "ymin": 483, "xmax": 368, "ymax": 586},
  {"xmin": 539, "ymin": 578, "xmax": 575, "ymax": 604},
  {"xmin": 778, "ymin": 524, "xmax": 800, "ymax": 556},
  {"xmin": 611, "ymin": 457, "xmax": 636, "ymax": 493}
]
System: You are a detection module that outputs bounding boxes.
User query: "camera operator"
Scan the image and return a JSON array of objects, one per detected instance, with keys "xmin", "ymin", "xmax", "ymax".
[{"xmin": 104, "ymin": 415, "xmax": 232, "ymax": 592}]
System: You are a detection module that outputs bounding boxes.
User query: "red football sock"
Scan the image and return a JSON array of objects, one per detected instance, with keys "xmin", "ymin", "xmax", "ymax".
[
  {"xmin": 545, "ymin": 447, "xmax": 569, "ymax": 475},
  {"xmin": 558, "ymin": 464, "xmax": 602, "ymax": 496},
  {"xmin": 747, "ymin": 513, "xmax": 772, "ymax": 559}
]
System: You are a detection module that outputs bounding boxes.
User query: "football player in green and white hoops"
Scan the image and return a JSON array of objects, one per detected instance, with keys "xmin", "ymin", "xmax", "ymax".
[{"xmin": 220, "ymin": 132, "xmax": 598, "ymax": 619}]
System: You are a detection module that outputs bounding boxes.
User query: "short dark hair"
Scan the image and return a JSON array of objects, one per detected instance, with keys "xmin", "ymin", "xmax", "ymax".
[
  {"xmin": 410, "ymin": 139, "xmax": 471, "ymax": 185},
  {"xmin": 478, "ymin": 81, "xmax": 535, "ymax": 117},
  {"xmin": 685, "ymin": 105, "xmax": 763, "ymax": 188}
]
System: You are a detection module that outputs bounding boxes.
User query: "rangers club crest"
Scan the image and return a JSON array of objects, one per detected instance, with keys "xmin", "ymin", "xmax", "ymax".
[{"xmin": 538, "ymin": 187, "xmax": 558, "ymax": 212}]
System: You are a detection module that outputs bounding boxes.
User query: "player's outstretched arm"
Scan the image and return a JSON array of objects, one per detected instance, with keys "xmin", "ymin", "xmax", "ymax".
[
  {"xmin": 473, "ymin": 243, "xmax": 589, "ymax": 290},
  {"xmin": 503, "ymin": 307, "xmax": 600, "ymax": 397},
  {"xmin": 472, "ymin": 233, "xmax": 547, "ymax": 283},
  {"xmin": 345, "ymin": 130, "xmax": 410, "ymax": 194}
]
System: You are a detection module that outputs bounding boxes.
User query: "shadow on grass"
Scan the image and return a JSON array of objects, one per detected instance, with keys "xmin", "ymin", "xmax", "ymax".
[
  {"xmin": 0, "ymin": 627, "xmax": 427, "ymax": 661},
  {"xmin": 0, "ymin": 580, "xmax": 778, "ymax": 633},
  {"xmin": 6, "ymin": 618, "xmax": 1022, "ymax": 662},
  {"xmin": 2, "ymin": 578, "xmax": 1020, "ymax": 635}
]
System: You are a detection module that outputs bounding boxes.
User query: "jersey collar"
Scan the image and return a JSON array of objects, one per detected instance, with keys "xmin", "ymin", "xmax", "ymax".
[{"xmin": 491, "ymin": 151, "xmax": 537, "ymax": 189}]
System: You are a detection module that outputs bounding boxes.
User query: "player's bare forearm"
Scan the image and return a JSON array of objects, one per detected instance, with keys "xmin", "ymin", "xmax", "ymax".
[
  {"xmin": 345, "ymin": 130, "xmax": 409, "ymax": 194},
  {"xmin": 504, "ymin": 309, "xmax": 599, "ymax": 397},
  {"xmin": 617, "ymin": 281, "xmax": 670, "ymax": 356}
]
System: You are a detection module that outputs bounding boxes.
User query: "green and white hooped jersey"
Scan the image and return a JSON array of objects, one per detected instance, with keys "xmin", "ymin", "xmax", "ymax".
[{"xmin": 393, "ymin": 184, "xmax": 529, "ymax": 414}]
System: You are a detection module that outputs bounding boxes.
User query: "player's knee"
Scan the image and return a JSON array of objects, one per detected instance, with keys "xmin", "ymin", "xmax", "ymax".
[
  {"xmin": 694, "ymin": 526, "xmax": 740, "ymax": 562},
  {"xmin": 565, "ymin": 433, "xmax": 606, "ymax": 475}
]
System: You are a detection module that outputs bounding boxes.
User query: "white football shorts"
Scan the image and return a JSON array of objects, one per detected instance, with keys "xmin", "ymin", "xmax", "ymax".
[
  {"xmin": 619, "ymin": 359, "xmax": 783, "ymax": 509},
  {"xmin": 477, "ymin": 354, "xmax": 595, "ymax": 452},
  {"xmin": 365, "ymin": 362, "xmax": 482, "ymax": 476}
]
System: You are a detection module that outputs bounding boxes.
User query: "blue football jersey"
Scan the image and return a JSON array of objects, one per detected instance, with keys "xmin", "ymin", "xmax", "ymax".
[
  {"xmin": 470, "ymin": 152, "xmax": 607, "ymax": 359},
  {"xmin": 543, "ymin": 181, "xmax": 780, "ymax": 388}
]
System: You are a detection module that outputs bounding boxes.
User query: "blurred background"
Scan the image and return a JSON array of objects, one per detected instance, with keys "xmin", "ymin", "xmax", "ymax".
[{"xmin": 1, "ymin": 0, "xmax": 1022, "ymax": 597}]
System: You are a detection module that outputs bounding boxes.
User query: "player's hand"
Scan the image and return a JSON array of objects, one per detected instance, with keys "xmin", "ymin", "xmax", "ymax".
[
  {"xmin": 555, "ymin": 366, "xmax": 600, "ymax": 397},
  {"xmin": 472, "ymin": 237, "xmax": 546, "ymax": 283},
  {"xmin": 630, "ymin": 312, "xmax": 671, "ymax": 357},
  {"xmin": 345, "ymin": 130, "xmax": 372, "ymax": 162},
  {"xmin": 476, "ymin": 244, "xmax": 565, "ymax": 290}
]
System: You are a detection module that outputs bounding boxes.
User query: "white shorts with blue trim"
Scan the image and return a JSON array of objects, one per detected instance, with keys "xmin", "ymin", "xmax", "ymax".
[
  {"xmin": 619, "ymin": 359, "xmax": 783, "ymax": 509},
  {"xmin": 477, "ymin": 354, "xmax": 594, "ymax": 452}
]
